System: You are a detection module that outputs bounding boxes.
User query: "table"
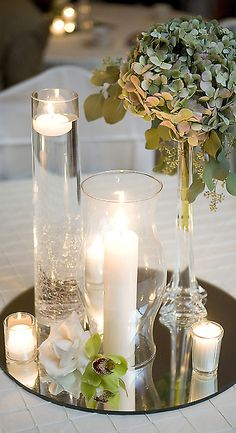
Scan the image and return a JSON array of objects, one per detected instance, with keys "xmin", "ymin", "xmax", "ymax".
[
  {"xmin": 0, "ymin": 176, "xmax": 236, "ymax": 433},
  {"xmin": 44, "ymin": 2, "xmax": 187, "ymax": 69}
]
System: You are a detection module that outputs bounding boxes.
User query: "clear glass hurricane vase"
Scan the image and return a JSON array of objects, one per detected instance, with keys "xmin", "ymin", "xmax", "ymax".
[
  {"xmin": 31, "ymin": 89, "xmax": 83, "ymax": 334},
  {"xmin": 160, "ymin": 141, "xmax": 207, "ymax": 327},
  {"xmin": 81, "ymin": 170, "xmax": 166, "ymax": 369}
]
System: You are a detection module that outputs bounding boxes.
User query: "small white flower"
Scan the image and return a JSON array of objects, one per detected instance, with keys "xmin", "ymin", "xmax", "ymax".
[{"xmin": 39, "ymin": 312, "xmax": 90, "ymax": 378}]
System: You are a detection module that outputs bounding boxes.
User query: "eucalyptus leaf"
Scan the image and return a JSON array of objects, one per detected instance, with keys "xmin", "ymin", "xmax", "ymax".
[
  {"xmin": 226, "ymin": 173, "xmax": 236, "ymax": 196},
  {"xmin": 203, "ymin": 161, "xmax": 215, "ymax": 191},
  {"xmin": 203, "ymin": 157, "xmax": 229, "ymax": 191},
  {"xmin": 187, "ymin": 179, "xmax": 205, "ymax": 203},
  {"xmin": 204, "ymin": 131, "xmax": 221, "ymax": 158},
  {"xmin": 145, "ymin": 127, "xmax": 160, "ymax": 149},
  {"xmin": 84, "ymin": 93, "xmax": 105, "ymax": 121},
  {"xmin": 102, "ymin": 97, "xmax": 126, "ymax": 124},
  {"xmin": 108, "ymin": 83, "xmax": 122, "ymax": 98},
  {"xmin": 91, "ymin": 66, "xmax": 120, "ymax": 86}
]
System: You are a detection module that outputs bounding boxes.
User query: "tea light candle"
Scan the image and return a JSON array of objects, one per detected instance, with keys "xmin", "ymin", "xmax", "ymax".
[
  {"xmin": 33, "ymin": 102, "xmax": 72, "ymax": 136},
  {"xmin": 50, "ymin": 17, "xmax": 65, "ymax": 36},
  {"xmin": 103, "ymin": 206, "xmax": 138, "ymax": 361},
  {"xmin": 4, "ymin": 313, "xmax": 37, "ymax": 362},
  {"xmin": 62, "ymin": 6, "xmax": 76, "ymax": 20},
  {"xmin": 64, "ymin": 22, "xmax": 76, "ymax": 33},
  {"xmin": 191, "ymin": 321, "xmax": 224, "ymax": 374}
]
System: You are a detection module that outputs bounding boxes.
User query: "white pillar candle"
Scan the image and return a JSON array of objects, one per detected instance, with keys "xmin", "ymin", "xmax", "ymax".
[
  {"xmin": 33, "ymin": 102, "xmax": 72, "ymax": 136},
  {"xmin": 103, "ymin": 226, "xmax": 138, "ymax": 362},
  {"xmin": 191, "ymin": 321, "xmax": 224, "ymax": 374},
  {"xmin": 7, "ymin": 324, "xmax": 36, "ymax": 362}
]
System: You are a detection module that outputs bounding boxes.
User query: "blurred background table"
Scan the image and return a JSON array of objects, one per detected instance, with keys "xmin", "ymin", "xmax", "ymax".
[{"xmin": 44, "ymin": 2, "xmax": 188, "ymax": 69}]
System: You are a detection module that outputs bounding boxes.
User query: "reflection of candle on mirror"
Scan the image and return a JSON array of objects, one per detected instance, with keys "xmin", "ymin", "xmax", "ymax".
[
  {"xmin": 189, "ymin": 371, "xmax": 217, "ymax": 402},
  {"xmin": 191, "ymin": 321, "xmax": 224, "ymax": 374},
  {"xmin": 50, "ymin": 17, "xmax": 65, "ymax": 36},
  {"xmin": 8, "ymin": 360, "xmax": 38, "ymax": 388},
  {"xmin": 7, "ymin": 324, "xmax": 36, "ymax": 362},
  {"xmin": 103, "ymin": 195, "xmax": 138, "ymax": 361},
  {"xmin": 86, "ymin": 237, "xmax": 104, "ymax": 285},
  {"xmin": 33, "ymin": 102, "xmax": 72, "ymax": 136}
]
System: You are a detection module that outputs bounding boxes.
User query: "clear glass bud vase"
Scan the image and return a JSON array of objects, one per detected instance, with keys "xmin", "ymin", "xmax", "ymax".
[
  {"xmin": 160, "ymin": 142, "xmax": 207, "ymax": 327},
  {"xmin": 31, "ymin": 89, "xmax": 83, "ymax": 334},
  {"xmin": 81, "ymin": 170, "xmax": 166, "ymax": 369}
]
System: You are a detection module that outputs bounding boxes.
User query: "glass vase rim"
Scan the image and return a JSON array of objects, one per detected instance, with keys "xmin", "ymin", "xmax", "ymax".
[
  {"xmin": 4, "ymin": 312, "xmax": 36, "ymax": 327},
  {"xmin": 31, "ymin": 88, "xmax": 78, "ymax": 103},
  {"xmin": 81, "ymin": 170, "xmax": 163, "ymax": 203}
]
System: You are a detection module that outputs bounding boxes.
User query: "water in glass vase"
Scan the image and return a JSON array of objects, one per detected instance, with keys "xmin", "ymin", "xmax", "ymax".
[{"xmin": 32, "ymin": 117, "xmax": 83, "ymax": 330}]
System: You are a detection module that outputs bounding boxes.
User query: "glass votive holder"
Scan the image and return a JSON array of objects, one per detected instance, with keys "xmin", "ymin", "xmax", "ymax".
[
  {"xmin": 191, "ymin": 320, "xmax": 224, "ymax": 374},
  {"xmin": 4, "ymin": 312, "xmax": 37, "ymax": 363}
]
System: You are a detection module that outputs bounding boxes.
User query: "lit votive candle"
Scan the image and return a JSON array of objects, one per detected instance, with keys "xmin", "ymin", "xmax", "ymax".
[
  {"xmin": 191, "ymin": 321, "xmax": 224, "ymax": 374},
  {"xmin": 4, "ymin": 313, "xmax": 37, "ymax": 363},
  {"xmin": 50, "ymin": 17, "xmax": 65, "ymax": 36},
  {"xmin": 33, "ymin": 102, "xmax": 72, "ymax": 136},
  {"xmin": 62, "ymin": 6, "xmax": 76, "ymax": 20}
]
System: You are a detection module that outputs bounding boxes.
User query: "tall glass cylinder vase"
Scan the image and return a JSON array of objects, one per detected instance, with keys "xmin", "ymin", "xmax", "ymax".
[
  {"xmin": 160, "ymin": 142, "xmax": 207, "ymax": 327},
  {"xmin": 31, "ymin": 89, "xmax": 83, "ymax": 335},
  {"xmin": 81, "ymin": 170, "xmax": 166, "ymax": 369}
]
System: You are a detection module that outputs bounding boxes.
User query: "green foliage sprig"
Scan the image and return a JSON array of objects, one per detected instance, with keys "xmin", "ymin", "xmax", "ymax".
[{"xmin": 84, "ymin": 17, "xmax": 236, "ymax": 205}]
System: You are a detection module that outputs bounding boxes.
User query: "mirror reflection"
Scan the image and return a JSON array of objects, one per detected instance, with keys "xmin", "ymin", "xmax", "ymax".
[{"xmin": 3, "ymin": 296, "xmax": 223, "ymax": 413}]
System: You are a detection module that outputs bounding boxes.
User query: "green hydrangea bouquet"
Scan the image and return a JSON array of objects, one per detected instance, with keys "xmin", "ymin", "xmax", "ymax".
[{"xmin": 84, "ymin": 16, "xmax": 236, "ymax": 208}]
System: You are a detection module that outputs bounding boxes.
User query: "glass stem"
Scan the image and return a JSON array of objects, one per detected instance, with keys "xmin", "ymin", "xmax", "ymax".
[
  {"xmin": 173, "ymin": 142, "xmax": 195, "ymax": 291},
  {"xmin": 160, "ymin": 141, "xmax": 207, "ymax": 326}
]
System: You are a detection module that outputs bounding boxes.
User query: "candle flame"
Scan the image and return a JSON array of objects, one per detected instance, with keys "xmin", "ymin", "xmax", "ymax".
[
  {"xmin": 114, "ymin": 190, "xmax": 125, "ymax": 203},
  {"xmin": 63, "ymin": 6, "xmax": 76, "ymax": 18},
  {"xmin": 47, "ymin": 102, "xmax": 54, "ymax": 117},
  {"xmin": 113, "ymin": 190, "xmax": 128, "ymax": 232}
]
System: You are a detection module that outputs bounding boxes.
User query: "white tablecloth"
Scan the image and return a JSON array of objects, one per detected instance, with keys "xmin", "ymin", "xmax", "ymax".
[{"xmin": 0, "ymin": 175, "xmax": 236, "ymax": 433}]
